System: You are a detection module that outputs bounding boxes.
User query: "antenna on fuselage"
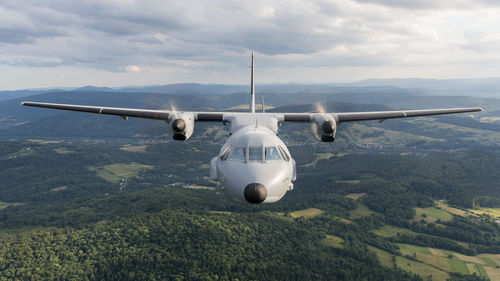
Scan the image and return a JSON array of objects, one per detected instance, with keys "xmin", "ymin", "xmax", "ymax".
[{"xmin": 250, "ymin": 51, "xmax": 255, "ymax": 113}]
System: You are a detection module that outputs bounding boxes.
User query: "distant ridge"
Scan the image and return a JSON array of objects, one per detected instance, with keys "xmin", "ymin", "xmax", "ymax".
[{"xmin": 2, "ymin": 78, "xmax": 500, "ymax": 103}]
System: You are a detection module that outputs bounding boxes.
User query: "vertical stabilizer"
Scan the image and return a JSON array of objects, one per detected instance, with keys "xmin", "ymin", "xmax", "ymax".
[{"xmin": 250, "ymin": 52, "xmax": 255, "ymax": 113}]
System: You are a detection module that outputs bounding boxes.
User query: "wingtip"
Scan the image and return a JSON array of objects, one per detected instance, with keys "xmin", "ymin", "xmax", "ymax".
[{"xmin": 20, "ymin": 101, "xmax": 25, "ymax": 106}]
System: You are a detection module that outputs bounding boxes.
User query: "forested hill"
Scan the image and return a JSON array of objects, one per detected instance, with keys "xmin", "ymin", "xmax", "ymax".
[
  {"xmin": 0, "ymin": 86, "xmax": 498, "ymax": 280},
  {"xmin": 0, "ymin": 138, "xmax": 498, "ymax": 280}
]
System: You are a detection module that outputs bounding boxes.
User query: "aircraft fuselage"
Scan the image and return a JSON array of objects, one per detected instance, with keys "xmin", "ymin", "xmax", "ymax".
[{"xmin": 210, "ymin": 123, "xmax": 296, "ymax": 203}]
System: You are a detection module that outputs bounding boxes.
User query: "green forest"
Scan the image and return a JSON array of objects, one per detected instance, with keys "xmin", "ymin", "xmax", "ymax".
[{"xmin": 0, "ymin": 137, "xmax": 498, "ymax": 280}]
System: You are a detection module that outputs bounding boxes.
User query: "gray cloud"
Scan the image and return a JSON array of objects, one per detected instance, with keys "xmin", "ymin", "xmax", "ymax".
[
  {"xmin": 351, "ymin": 0, "xmax": 497, "ymax": 10},
  {"xmin": 1, "ymin": 0, "xmax": 500, "ymax": 89}
]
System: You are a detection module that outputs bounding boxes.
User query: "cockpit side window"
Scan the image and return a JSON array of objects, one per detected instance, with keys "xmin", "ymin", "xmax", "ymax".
[
  {"xmin": 228, "ymin": 147, "xmax": 246, "ymax": 161},
  {"xmin": 220, "ymin": 146, "xmax": 231, "ymax": 161},
  {"xmin": 265, "ymin": 147, "xmax": 281, "ymax": 161},
  {"xmin": 278, "ymin": 146, "xmax": 290, "ymax": 161},
  {"xmin": 248, "ymin": 147, "xmax": 263, "ymax": 161}
]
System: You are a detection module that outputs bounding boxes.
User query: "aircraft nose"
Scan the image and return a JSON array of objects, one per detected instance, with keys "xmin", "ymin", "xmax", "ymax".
[{"xmin": 244, "ymin": 183, "xmax": 267, "ymax": 204}]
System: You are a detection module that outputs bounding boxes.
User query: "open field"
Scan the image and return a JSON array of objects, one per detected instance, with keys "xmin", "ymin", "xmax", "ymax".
[
  {"xmin": 0, "ymin": 201, "xmax": 24, "ymax": 210},
  {"xmin": 289, "ymin": 208, "xmax": 325, "ymax": 218},
  {"xmin": 88, "ymin": 162, "xmax": 154, "ymax": 183},
  {"xmin": 344, "ymin": 123, "xmax": 443, "ymax": 146},
  {"xmin": 332, "ymin": 216, "xmax": 353, "ymax": 224},
  {"xmin": 395, "ymin": 255, "xmax": 450, "ymax": 281},
  {"xmin": 4, "ymin": 147, "xmax": 37, "ymax": 159},
  {"xmin": 208, "ymin": 211, "xmax": 233, "ymax": 215},
  {"xmin": 368, "ymin": 243, "xmax": 495, "ymax": 281},
  {"xmin": 303, "ymin": 153, "xmax": 335, "ymax": 167},
  {"xmin": 183, "ymin": 185, "xmax": 215, "ymax": 191},
  {"xmin": 348, "ymin": 203, "xmax": 374, "ymax": 219},
  {"xmin": 477, "ymin": 254, "xmax": 500, "ymax": 266},
  {"xmin": 49, "ymin": 186, "xmax": 68, "ymax": 192},
  {"xmin": 337, "ymin": 180, "xmax": 361, "ymax": 185},
  {"xmin": 413, "ymin": 207, "xmax": 454, "ymax": 223},
  {"xmin": 372, "ymin": 225, "xmax": 418, "ymax": 238},
  {"xmin": 397, "ymin": 243, "xmax": 493, "ymax": 279},
  {"xmin": 435, "ymin": 201, "xmax": 467, "ymax": 216},
  {"xmin": 120, "ymin": 145, "xmax": 149, "ymax": 152},
  {"xmin": 54, "ymin": 148, "xmax": 75, "ymax": 154},
  {"xmin": 471, "ymin": 207, "xmax": 500, "ymax": 219},
  {"xmin": 26, "ymin": 139, "xmax": 62, "ymax": 144},
  {"xmin": 397, "ymin": 244, "xmax": 432, "ymax": 255},
  {"xmin": 367, "ymin": 246, "xmax": 394, "ymax": 267},
  {"xmin": 480, "ymin": 116, "xmax": 500, "ymax": 123},
  {"xmin": 485, "ymin": 266, "xmax": 500, "ymax": 281},
  {"xmin": 321, "ymin": 235, "xmax": 344, "ymax": 248},
  {"xmin": 437, "ymin": 200, "xmax": 500, "ymax": 220},
  {"xmin": 345, "ymin": 193, "xmax": 366, "ymax": 200}
]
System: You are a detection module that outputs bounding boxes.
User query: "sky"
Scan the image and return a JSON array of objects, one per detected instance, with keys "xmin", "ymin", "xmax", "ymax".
[{"xmin": 1, "ymin": 0, "xmax": 500, "ymax": 90}]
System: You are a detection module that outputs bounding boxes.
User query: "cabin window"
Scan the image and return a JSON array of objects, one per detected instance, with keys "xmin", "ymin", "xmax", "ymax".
[
  {"xmin": 265, "ymin": 147, "xmax": 281, "ymax": 161},
  {"xmin": 228, "ymin": 147, "xmax": 246, "ymax": 161},
  {"xmin": 248, "ymin": 147, "xmax": 263, "ymax": 161}
]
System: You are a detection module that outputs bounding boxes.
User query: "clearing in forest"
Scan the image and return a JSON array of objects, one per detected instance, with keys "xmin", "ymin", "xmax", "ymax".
[
  {"xmin": 26, "ymin": 139, "xmax": 61, "ymax": 144},
  {"xmin": 345, "ymin": 193, "xmax": 366, "ymax": 200},
  {"xmin": 120, "ymin": 145, "xmax": 149, "ymax": 152},
  {"xmin": 302, "ymin": 153, "xmax": 335, "ymax": 167},
  {"xmin": 470, "ymin": 207, "xmax": 500, "ymax": 219},
  {"xmin": 289, "ymin": 208, "xmax": 325, "ymax": 218},
  {"xmin": 348, "ymin": 203, "xmax": 374, "ymax": 219},
  {"xmin": 372, "ymin": 225, "xmax": 418, "ymax": 238},
  {"xmin": 397, "ymin": 243, "xmax": 492, "ymax": 280},
  {"xmin": 321, "ymin": 235, "xmax": 344, "ymax": 248},
  {"xmin": 0, "ymin": 201, "xmax": 24, "ymax": 210},
  {"xmin": 413, "ymin": 207, "xmax": 454, "ymax": 223},
  {"xmin": 89, "ymin": 162, "xmax": 154, "ymax": 183},
  {"xmin": 435, "ymin": 201, "xmax": 467, "ymax": 216}
]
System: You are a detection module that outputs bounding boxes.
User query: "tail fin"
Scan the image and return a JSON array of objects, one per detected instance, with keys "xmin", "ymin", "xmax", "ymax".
[{"xmin": 250, "ymin": 52, "xmax": 255, "ymax": 113}]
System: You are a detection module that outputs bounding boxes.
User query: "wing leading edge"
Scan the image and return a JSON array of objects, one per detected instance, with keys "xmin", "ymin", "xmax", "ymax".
[
  {"xmin": 283, "ymin": 107, "xmax": 483, "ymax": 123},
  {"xmin": 22, "ymin": 101, "xmax": 483, "ymax": 124},
  {"xmin": 335, "ymin": 107, "xmax": 483, "ymax": 122},
  {"xmin": 21, "ymin": 101, "xmax": 224, "ymax": 122}
]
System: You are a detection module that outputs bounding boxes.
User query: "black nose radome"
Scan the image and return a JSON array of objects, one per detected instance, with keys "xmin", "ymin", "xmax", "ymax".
[
  {"xmin": 172, "ymin": 119, "xmax": 186, "ymax": 132},
  {"xmin": 244, "ymin": 183, "xmax": 267, "ymax": 204},
  {"xmin": 322, "ymin": 121, "xmax": 334, "ymax": 134}
]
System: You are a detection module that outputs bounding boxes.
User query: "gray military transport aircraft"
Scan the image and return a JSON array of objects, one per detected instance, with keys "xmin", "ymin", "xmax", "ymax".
[{"xmin": 22, "ymin": 53, "xmax": 483, "ymax": 204}]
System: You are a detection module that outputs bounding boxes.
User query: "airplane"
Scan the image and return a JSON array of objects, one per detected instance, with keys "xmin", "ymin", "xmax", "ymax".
[{"xmin": 22, "ymin": 53, "xmax": 483, "ymax": 204}]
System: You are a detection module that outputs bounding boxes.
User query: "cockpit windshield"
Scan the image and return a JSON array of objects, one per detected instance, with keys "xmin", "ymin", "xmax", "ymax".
[
  {"xmin": 249, "ymin": 147, "xmax": 262, "ymax": 161},
  {"xmin": 222, "ymin": 146, "xmax": 283, "ymax": 162},
  {"xmin": 228, "ymin": 147, "xmax": 246, "ymax": 161},
  {"xmin": 265, "ymin": 147, "xmax": 281, "ymax": 160}
]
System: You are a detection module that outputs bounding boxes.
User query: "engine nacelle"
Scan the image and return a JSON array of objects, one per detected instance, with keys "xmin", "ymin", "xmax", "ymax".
[
  {"xmin": 169, "ymin": 112, "xmax": 194, "ymax": 141},
  {"xmin": 311, "ymin": 113, "xmax": 337, "ymax": 142}
]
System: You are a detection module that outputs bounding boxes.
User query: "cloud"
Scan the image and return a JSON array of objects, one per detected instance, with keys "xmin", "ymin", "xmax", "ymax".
[
  {"xmin": 1, "ymin": 0, "xmax": 500, "ymax": 89},
  {"xmin": 125, "ymin": 65, "xmax": 142, "ymax": 72},
  {"xmin": 351, "ymin": 0, "xmax": 498, "ymax": 10}
]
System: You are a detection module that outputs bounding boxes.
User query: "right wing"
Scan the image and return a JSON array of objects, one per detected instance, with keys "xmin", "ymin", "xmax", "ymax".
[
  {"xmin": 335, "ymin": 107, "xmax": 484, "ymax": 122},
  {"xmin": 282, "ymin": 107, "xmax": 484, "ymax": 123}
]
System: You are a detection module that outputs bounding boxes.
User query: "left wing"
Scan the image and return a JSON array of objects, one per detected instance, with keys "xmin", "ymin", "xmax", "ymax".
[{"xmin": 21, "ymin": 101, "xmax": 224, "ymax": 122}]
